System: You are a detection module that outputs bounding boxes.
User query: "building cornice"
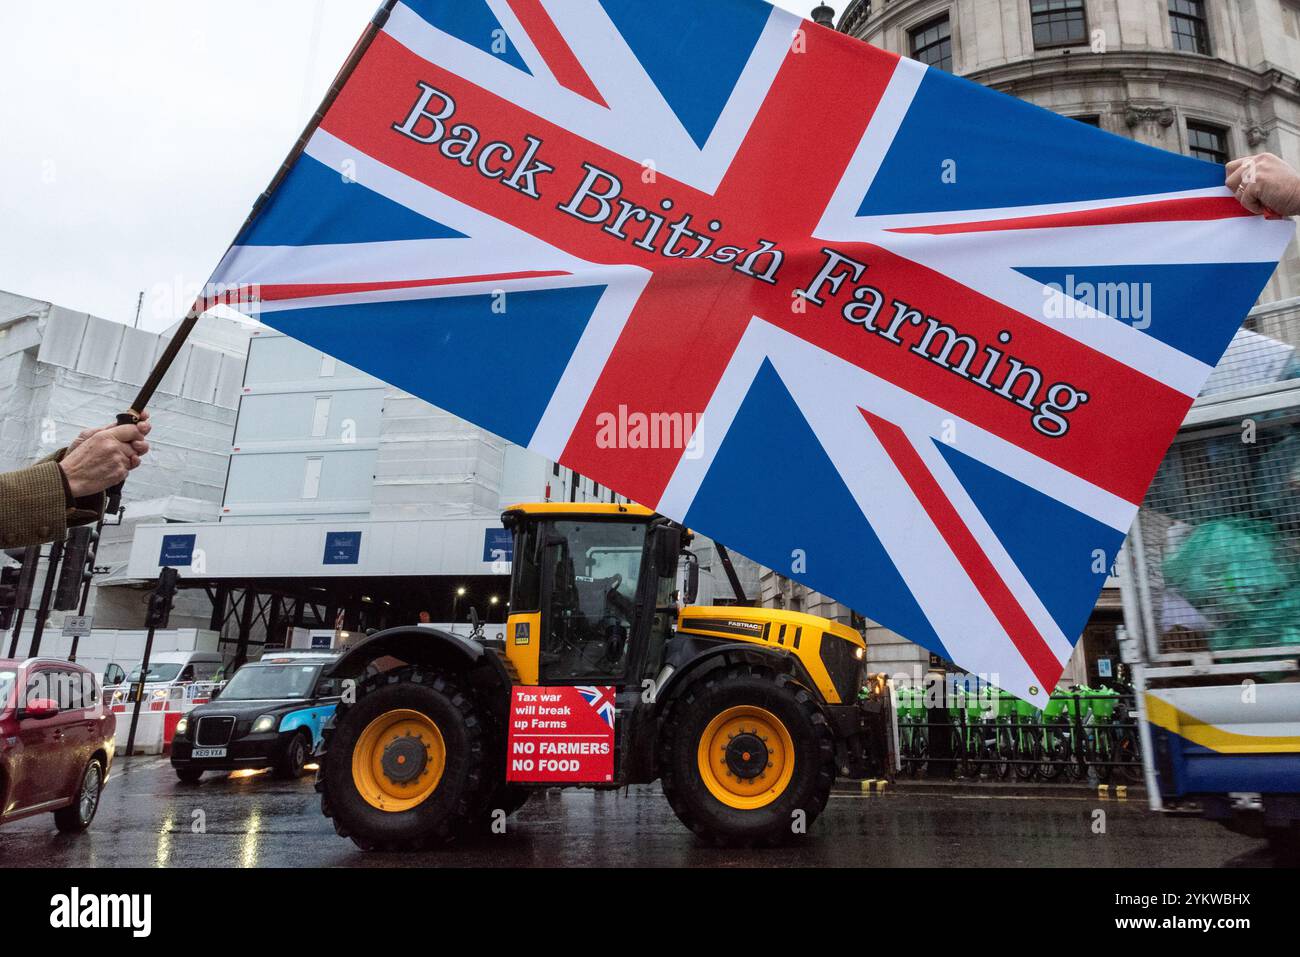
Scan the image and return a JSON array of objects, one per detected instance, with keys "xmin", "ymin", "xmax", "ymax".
[
  {"xmin": 841, "ymin": 0, "xmax": 954, "ymax": 39},
  {"xmin": 964, "ymin": 51, "xmax": 1300, "ymax": 106},
  {"xmin": 838, "ymin": 2, "xmax": 1300, "ymax": 109},
  {"xmin": 838, "ymin": 0, "xmax": 872, "ymax": 36}
]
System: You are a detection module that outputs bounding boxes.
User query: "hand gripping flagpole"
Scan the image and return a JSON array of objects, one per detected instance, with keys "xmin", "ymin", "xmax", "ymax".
[{"xmin": 103, "ymin": 0, "xmax": 401, "ymax": 516}]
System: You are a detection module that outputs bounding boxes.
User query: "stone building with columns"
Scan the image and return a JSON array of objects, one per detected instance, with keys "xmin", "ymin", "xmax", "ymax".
[{"xmin": 760, "ymin": 1, "xmax": 1300, "ymax": 684}]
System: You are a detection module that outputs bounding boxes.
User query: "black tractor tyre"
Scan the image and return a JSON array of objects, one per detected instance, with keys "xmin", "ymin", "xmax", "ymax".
[
  {"xmin": 659, "ymin": 665, "xmax": 835, "ymax": 847},
  {"xmin": 319, "ymin": 667, "xmax": 487, "ymax": 851},
  {"xmin": 472, "ymin": 783, "xmax": 532, "ymax": 834},
  {"xmin": 273, "ymin": 731, "xmax": 311, "ymax": 779},
  {"xmin": 175, "ymin": 767, "xmax": 204, "ymax": 785},
  {"xmin": 468, "ymin": 676, "xmax": 524, "ymax": 830}
]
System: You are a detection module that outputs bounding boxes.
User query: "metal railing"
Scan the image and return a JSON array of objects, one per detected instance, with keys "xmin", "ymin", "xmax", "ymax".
[{"xmin": 895, "ymin": 691, "xmax": 1144, "ymax": 783}]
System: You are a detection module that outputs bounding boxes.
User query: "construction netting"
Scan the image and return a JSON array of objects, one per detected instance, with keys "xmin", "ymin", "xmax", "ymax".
[{"xmin": 1130, "ymin": 299, "xmax": 1300, "ymax": 657}]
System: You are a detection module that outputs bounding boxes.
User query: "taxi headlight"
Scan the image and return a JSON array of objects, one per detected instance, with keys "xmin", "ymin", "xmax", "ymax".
[
  {"xmin": 252, "ymin": 714, "xmax": 278, "ymax": 734},
  {"xmin": 175, "ymin": 716, "xmax": 188, "ymax": 736}
]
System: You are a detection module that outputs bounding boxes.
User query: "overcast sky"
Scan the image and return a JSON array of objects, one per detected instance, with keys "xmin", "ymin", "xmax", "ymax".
[{"xmin": 0, "ymin": 0, "xmax": 830, "ymax": 331}]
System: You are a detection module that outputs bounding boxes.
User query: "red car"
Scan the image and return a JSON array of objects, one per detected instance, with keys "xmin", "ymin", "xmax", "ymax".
[{"xmin": 0, "ymin": 657, "xmax": 115, "ymax": 832}]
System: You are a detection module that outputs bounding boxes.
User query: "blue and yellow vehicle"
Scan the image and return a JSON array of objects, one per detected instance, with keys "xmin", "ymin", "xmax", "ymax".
[
  {"xmin": 171, "ymin": 653, "xmax": 341, "ymax": 783},
  {"xmin": 1139, "ymin": 684, "xmax": 1300, "ymax": 855},
  {"xmin": 316, "ymin": 503, "xmax": 884, "ymax": 851},
  {"xmin": 1118, "ymin": 345, "xmax": 1300, "ymax": 863}
]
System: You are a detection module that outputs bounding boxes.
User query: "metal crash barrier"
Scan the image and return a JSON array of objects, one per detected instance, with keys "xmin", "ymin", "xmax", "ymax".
[{"xmin": 894, "ymin": 687, "xmax": 1144, "ymax": 783}]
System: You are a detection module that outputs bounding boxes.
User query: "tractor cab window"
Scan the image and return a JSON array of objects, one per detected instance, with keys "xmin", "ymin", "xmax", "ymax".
[
  {"xmin": 511, "ymin": 519, "xmax": 542, "ymax": 612},
  {"xmin": 541, "ymin": 520, "xmax": 646, "ymax": 681}
]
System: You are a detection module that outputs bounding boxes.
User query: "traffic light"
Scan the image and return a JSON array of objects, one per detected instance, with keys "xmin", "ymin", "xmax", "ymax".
[
  {"xmin": 0, "ymin": 547, "xmax": 38, "ymax": 631},
  {"xmin": 54, "ymin": 525, "xmax": 98, "ymax": 611},
  {"xmin": 145, "ymin": 566, "xmax": 180, "ymax": 629}
]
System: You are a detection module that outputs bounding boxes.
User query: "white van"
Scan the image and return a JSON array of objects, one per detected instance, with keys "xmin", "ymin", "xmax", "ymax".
[{"xmin": 111, "ymin": 651, "xmax": 224, "ymax": 704}]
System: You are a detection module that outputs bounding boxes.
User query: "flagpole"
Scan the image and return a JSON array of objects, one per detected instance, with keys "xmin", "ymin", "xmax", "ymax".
[
  {"xmin": 104, "ymin": 0, "xmax": 401, "ymax": 515},
  {"xmin": 228, "ymin": 0, "xmax": 401, "ymax": 248}
]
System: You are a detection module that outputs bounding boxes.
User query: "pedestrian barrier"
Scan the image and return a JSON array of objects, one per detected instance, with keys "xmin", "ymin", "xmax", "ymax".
[
  {"xmin": 893, "ymin": 686, "xmax": 1144, "ymax": 783},
  {"xmin": 110, "ymin": 681, "xmax": 225, "ymax": 755}
]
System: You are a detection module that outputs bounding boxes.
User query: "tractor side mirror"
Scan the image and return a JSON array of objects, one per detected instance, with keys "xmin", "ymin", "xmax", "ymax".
[
  {"xmin": 684, "ymin": 553, "xmax": 700, "ymax": 605},
  {"xmin": 470, "ymin": 606, "xmax": 481, "ymax": 630},
  {"xmin": 653, "ymin": 525, "xmax": 679, "ymax": 577}
]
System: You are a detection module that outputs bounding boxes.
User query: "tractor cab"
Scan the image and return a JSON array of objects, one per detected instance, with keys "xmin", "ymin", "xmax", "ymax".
[{"xmin": 499, "ymin": 503, "xmax": 688, "ymax": 689}]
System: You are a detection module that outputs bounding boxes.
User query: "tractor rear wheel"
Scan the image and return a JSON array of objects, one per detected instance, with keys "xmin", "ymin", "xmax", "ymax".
[
  {"xmin": 319, "ymin": 668, "xmax": 487, "ymax": 851},
  {"xmin": 659, "ymin": 665, "xmax": 835, "ymax": 846}
]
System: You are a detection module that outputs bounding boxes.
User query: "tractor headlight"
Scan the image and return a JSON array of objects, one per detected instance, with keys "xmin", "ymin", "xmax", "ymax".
[
  {"xmin": 252, "ymin": 714, "xmax": 278, "ymax": 734},
  {"xmin": 175, "ymin": 716, "xmax": 189, "ymax": 736}
]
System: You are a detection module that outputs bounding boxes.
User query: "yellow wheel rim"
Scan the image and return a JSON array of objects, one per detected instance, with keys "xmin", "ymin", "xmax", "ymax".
[
  {"xmin": 696, "ymin": 705, "xmax": 795, "ymax": 810},
  {"xmin": 351, "ymin": 708, "xmax": 446, "ymax": 812}
]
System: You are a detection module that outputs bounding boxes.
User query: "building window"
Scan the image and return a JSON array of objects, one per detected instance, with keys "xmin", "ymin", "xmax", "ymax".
[
  {"xmin": 1168, "ymin": 0, "xmax": 1210, "ymax": 54},
  {"xmin": 319, "ymin": 354, "xmax": 337, "ymax": 377},
  {"xmin": 311, "ymin": 396, "xmax": 331, "ymax": 438},
  {"xmin": 1284, "ymin": 0, "xmax": 1300, "ymax": 40},
  {"xmin": 302, "ymin": 457, "xmax": 323, "ymax": 499},
  {"xmin": 909, "ymin": 15, "xmax": 952, "ymax": 72},
  {"xmin": 1072, "ymin": 115, "xmax": 1101, "ymax": 127},
  {"xmin": 1030, "ymin": 0, "xmax": 1088, "ymax": 48},
  {"xmin": 1187, "ymin": 121, "xmax": 1228, "ymax": 164}
]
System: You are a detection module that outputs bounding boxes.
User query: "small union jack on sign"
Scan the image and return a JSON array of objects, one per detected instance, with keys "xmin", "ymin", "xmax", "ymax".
[
  {"xmin": 576, "ymin": 685, "xmax": 617, "ymax": 728},
  {"xmin": 507, "ymin": 685, "xmax": 615, "ymax": 783}
]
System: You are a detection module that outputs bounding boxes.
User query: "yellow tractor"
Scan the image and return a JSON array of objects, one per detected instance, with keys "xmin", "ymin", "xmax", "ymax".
[{"xmin": 317, "ymin": 503, "xmax": 882, "ymax": 848}]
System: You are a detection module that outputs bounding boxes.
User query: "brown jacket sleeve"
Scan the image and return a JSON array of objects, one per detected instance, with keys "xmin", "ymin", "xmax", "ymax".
[{"xmin": 0, "ymin": 451, "xmax": 106, "ymax": 549}]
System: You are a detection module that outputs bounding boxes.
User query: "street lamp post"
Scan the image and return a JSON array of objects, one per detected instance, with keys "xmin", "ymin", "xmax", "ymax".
[{"xmin": 811, "ymin": 4, "xmax": 836, "ymax": 28}]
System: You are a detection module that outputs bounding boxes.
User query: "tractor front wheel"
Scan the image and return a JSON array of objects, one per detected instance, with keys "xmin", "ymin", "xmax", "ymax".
[
  {"xmin": 660, "ymin": 666, "xmax": 835, "ymax": 846},
  {"xmin": 320, "ymin": 668, "xmax": 487, "ymax": 851}
]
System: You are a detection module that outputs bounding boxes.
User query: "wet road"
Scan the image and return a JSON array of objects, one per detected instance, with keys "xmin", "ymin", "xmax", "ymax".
[{"xmin": 0, "ymin": 756, "xmax": 1270, "ymax": 867}]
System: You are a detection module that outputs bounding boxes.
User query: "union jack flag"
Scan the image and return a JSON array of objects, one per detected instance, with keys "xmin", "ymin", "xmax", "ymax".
[
  {"xmin": 205, "ymin": 0, "xmax": 1293, "ymax": 703},
  {"xmin": 576, "ymin": 686, "xmax": 617, "ymax": 728}
]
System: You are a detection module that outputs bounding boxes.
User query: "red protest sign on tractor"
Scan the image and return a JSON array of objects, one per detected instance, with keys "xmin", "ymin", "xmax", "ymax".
[{"xmin": 507, "ymin": 685, "xmax": 615, "ymax": 784}]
